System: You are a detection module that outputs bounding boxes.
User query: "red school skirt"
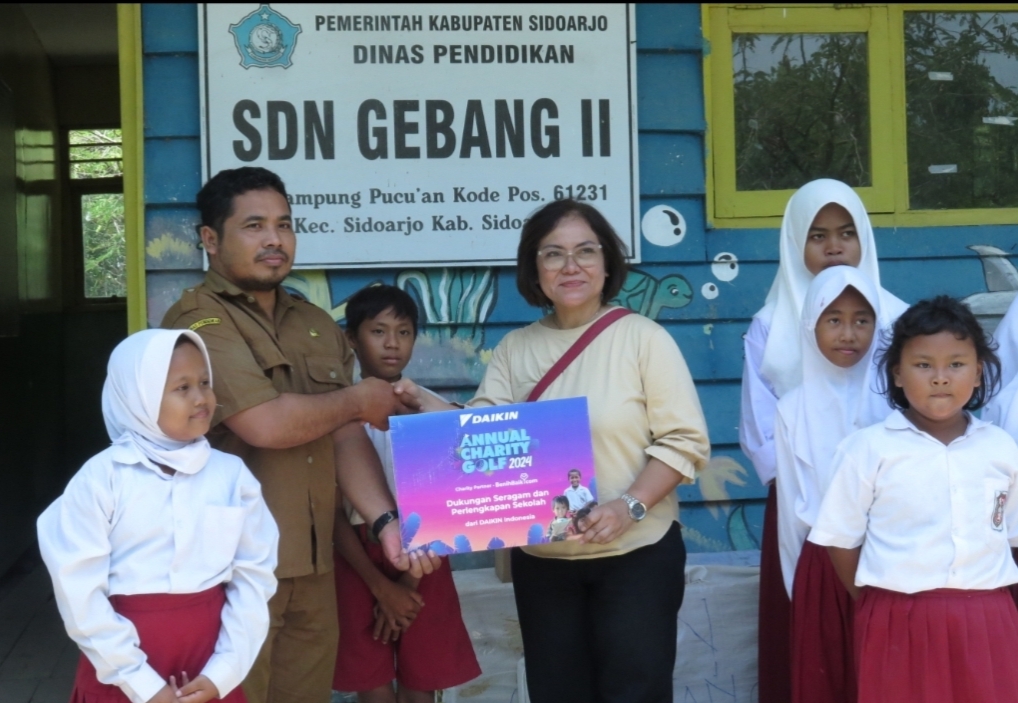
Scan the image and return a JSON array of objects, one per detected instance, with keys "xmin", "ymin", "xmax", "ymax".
[
  {"xmin": 71, "ymin": 586, "xmax": 245, "ymax": 703},
  {"xmin": 791, "ymin": 541, "xmax": 855, "ymax": 703},
  {"xmin": 333, "ymin": 526, "xmax": 481, "ymax": 693},
  {"xmin": 758, "ymin": 483, "xmax": 792, "ymax": 703},
  {"xmin": 855, "ymin": 586, "xmax": 1018, "ymax": 703}
]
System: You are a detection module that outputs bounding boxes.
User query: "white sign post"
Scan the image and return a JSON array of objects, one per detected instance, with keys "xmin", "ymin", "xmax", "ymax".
[{"xmin": 198, "ymin": 3, "xmax": 639, "ymax": 268}]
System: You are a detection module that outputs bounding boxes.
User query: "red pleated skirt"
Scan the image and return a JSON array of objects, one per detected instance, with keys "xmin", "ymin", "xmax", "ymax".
[
  {"xmin": 855, "ymin": 586, "xmax": 1018, "ymax": 703},
  {"xmin": 758, "ymin": 483, "xmax": 792, "ymax": 703},
  {"xmin": 70, "ymin": 586, "xmax": 246, "ymax": 703},
  {"xmin": 791, "ymin": 540, "xmax": 855, "ymax": 703}
]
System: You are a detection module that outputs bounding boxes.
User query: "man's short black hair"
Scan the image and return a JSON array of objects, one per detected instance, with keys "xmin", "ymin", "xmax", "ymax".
[
  {"xmin": 196, "ymin": 167, "xmax": 289, "ymax": 236},
  {"xmin": 344, "ymin": 284, "xmax": 420, "ymax": 337}
]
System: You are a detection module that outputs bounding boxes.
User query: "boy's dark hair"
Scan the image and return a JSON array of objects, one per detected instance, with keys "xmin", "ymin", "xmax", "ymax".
[
  {"xmin": 516, "ymin": 199, "xmax": 629, "ymax": 308},
  {"xmin": 878, "ymin": 295, "xmax": 1000, "ymax": 411},
  {"xmin": 553, "ymin": 496, "xmax": 569, "ymax": 509},
  {"xmin": 568, "ymin": 469, "xmax": 581, "ymax": 477},
  {"xmin": 196, "ymin": 167, "xmax": 289, "ymax": 236},
  {"xmin": 344, "ymin": 284, "xmax": 420, "ymax": 336}
]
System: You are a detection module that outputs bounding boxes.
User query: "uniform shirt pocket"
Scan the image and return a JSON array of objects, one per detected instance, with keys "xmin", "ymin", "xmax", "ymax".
[
  {"xmin": 986, "ymin": 478, "xmax": 1011, "ymax": 533},
  {"xmin": 305, "ymin": 354, "xmax": 348, "ymax": 387},
  {"xmin": 201, "ymin": 506, "xmax": 246, "ymax": 573}
]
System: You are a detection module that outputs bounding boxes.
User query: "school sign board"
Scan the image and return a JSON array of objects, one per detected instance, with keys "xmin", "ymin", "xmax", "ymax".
[
  {"xmin": 198, "ymin": 3, "xmax": 640, "ymax": 268},
  {"xmin": 389, "ymin": 397, "xmax": 598, "ymax": 552}
]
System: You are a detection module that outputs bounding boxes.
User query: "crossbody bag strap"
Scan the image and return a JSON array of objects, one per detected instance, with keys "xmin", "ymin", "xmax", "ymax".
[{"xmin": 526, "ymin": 307, "xmax": 632, "ymax": 402}]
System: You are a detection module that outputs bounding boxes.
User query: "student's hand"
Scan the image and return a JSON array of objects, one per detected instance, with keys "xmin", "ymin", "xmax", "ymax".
[
  {"xmin": 397, "ymin": 571, "xmax": 422, "ymax": 590},
  {"xmin": 569, "ymin": 499, "xmax": 634, "ymax": 544},
  {"xmin": 380, "ymin": 521, "xmax": 442, "ymax": 576},
  {"xmin": 393, "ymin": 378, "xmax": 456, "ymax": 413},
  {"xmin": 354, "ymin": 377, "xmax": 418, "ymax": 430},
  {"xmin": 171, "ymin": 673, "xmax": 220, "ymax": 703},
  {"xmin": 373, "ymin": 577, "xmax": 424, "ymax": 635},
  {"xmin": 145, "ymin": 685, "xmax": 181, "ymax": 703},
  {"xmin": 372, "ymin": 609, "xmax": 402, "ymax": 644}
]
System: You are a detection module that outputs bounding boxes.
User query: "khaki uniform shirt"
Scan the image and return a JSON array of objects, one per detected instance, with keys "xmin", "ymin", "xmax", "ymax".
[{"xmin": 162, "ymin": 270, "xmax": 353, "ymax": 579}]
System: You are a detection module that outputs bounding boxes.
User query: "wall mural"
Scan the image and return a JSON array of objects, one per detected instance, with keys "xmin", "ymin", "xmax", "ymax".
[{"xmin": 962, "ymin": 245, "xmax": 1018, "ymax": 335}]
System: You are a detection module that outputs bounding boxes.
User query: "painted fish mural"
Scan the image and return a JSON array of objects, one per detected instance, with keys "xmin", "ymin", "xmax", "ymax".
[
  {"xmin": 612, "ymin": 270, "xmax": 694, "ymax": 317},
  {"xmin": 962, "ymin": 245, "xmax": 1018, "ymax": 334}
]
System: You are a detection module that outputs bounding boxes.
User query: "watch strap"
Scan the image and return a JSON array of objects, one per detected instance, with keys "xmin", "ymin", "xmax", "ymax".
[
  {"xmin": 371, "ymin": 510, "xmax": 399, "ymax": 541},
  {"xmin": 620, "ymin": 493, "xmax": 646, "ymax": 520}
]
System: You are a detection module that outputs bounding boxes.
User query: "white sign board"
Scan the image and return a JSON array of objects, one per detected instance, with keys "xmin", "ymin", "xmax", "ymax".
[{"xmin": 198, "ymin": 4, "xmax": 639, "ymax": 268}]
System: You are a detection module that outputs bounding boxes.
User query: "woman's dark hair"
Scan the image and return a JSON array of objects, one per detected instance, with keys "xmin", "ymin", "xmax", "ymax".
[
  {"xmin": 515, "ymin": 199, "xmax": 628, "ymax": 308},
  {"xmin": 878, "ymin": 295, "xmax": 1000, "ymax": 411},
  {"xmin": 196, "ymin": 167, "xmax": 289, "ymax": 236},
  {"xmin": 344, "ymin": 284, "xmax": 419, "ymax": 336}
]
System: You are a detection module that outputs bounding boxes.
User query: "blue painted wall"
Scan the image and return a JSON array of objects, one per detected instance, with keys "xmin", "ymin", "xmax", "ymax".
[{"xmin": 140, "ymin": 3, "xmax": 1018, "ymax": 553}]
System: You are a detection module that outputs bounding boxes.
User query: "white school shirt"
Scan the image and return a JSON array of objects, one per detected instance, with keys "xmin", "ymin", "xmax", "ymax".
[
  {"xmin": 808, "ymin": 411, "xmax": 1018, "ymax": 593},
  {"xmin": 564, "ymin": 484, "xmax": 595, "ymax": 511},
  {"xmin": 37, "ymin": 445, "xmax": 279, "ymax": 703},
  {"xmin": 739, "ymin": 316, "xmax": 778, "ymax": 486}
]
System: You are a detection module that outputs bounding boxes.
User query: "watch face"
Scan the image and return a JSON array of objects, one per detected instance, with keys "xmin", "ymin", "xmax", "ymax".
[{"xmin": 630, "ymin": 501, "xmax": 647, "ymax": 520}]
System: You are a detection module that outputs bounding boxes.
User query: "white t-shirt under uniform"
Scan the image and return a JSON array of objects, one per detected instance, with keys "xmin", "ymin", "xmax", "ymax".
[
  {"xmin": 809, "ymin": 411, "xmax": 1018, "ymax": 593},
  {"xmin": 37, "ymin": 445, "xmax": 279, "ymax": 703}
]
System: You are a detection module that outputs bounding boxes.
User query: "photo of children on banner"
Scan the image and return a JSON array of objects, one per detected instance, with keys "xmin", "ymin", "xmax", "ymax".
[
  {"xmin": 548, "ymin": 497, "xmax": 571, "ymax": 542},
  {"xmin": 564, "ymin": 468, "xmax": 595, "ymax": 511}
]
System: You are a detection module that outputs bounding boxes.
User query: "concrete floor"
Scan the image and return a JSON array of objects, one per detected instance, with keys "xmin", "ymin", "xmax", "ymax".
[
  {"xmin": 0, "ymin": 548, "xmax": 761, "ymax": 703},
  {"xmin": 0, "ymin": 549, "xmax": 77, "ymax": 703}
]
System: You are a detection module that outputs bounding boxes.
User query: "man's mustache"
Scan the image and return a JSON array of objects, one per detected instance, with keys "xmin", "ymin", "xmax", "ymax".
[{"xmin": 255, "ymin": 250, "xmax": 290, "ymax": 262}]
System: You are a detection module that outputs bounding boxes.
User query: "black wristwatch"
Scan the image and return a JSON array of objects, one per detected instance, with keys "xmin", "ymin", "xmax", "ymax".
[
  {"xmin": 371, "ymin": 510, "xmax": 399, "ymax": 540},
  {"xmin": 620, "ymin": 493, "xmax": 647, "ymax": 521}
]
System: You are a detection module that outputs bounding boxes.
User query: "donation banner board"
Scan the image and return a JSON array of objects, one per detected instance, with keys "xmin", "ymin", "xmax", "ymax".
[
  {"xmin": 198, "ymin": 3, "xmax": 639, "ymax": 268},
  {"xmin": 389, "ymin": 397, "xmax": 597, "ymax": 553}
]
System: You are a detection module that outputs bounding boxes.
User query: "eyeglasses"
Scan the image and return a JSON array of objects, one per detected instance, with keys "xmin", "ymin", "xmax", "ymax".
[{"xmin": 537, "ymin": 244, "xmax": 603, "ymax": 271}]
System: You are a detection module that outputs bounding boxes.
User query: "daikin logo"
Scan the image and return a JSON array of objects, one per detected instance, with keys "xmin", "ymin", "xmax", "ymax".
[{"xmin": 459, "ymin": 411, "xmax": 520, "ymax": 426}]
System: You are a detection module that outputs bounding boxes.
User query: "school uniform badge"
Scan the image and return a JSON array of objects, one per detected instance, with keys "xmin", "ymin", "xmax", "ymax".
[
  {"xmin": 229, "ymin": 4, "xmax": 301, "ymax": 69},
  {"xmin": 992, "ymin": 490, "xmax": 1008, "ymax": 531}
]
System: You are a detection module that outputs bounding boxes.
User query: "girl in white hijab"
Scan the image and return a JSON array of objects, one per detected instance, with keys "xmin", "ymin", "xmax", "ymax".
[
  {"xmin": 37, "ymin": 330, "xmax": 278, "ymax": 703},
  {"xmin": 775, "ymin": 266, "xmax": 891, "ymax": 703},
  {"xmin": 984, "ymin": 295, "xmax": 1018, "ymax": 434},
  {"xmin": 741, "ymin": 179, "xmax": 907, "ymax": 703}
]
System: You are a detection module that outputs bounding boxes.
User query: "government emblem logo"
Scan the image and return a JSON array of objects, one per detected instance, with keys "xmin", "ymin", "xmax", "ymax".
[{"xmin": 229, "ymin": 4, "xmax": 301, "ymax": 69}]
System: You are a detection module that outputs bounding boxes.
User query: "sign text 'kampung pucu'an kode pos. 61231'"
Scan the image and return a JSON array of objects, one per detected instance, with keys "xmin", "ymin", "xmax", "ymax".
[{"xmin": 198, "ymin": 3, "xmax": 639, "ymax": 268}]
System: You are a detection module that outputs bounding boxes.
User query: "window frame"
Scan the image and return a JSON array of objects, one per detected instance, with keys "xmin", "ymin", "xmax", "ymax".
[
  {"xmin": 704, "ymin": 3, "xmax": 1018, "ymax": 228},
  {"xmin": 62, "ymin": 127, "xmax": 126, "ymax": 310}
]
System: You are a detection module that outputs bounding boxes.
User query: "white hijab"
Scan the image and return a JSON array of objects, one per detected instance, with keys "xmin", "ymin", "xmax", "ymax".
[
  {"xmin": 758, "ymin": 178, "xmax": 908, "ymax": 397},
  {"xmin": 778, "ymin": 266, "xmax": 891, "ymax": 496},
  {"xmin": 102, "ymin": 329, "xmax": 213, "ymax": 475},
  {"xmin": 985, "ymin": 298, "xmax": 1018, "ymax": 434}
]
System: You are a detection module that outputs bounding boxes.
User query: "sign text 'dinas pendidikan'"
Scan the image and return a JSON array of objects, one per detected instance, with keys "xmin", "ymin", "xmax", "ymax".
[{"xmin": 199, "ymin": 3, "xmax": 639, "ymax": 268}]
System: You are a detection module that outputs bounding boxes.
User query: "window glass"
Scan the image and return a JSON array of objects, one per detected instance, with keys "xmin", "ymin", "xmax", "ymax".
[
  {"xmin": 68, "ymin": 129, "xmax": 123, "ymax": 179},
  {"xmin": 733, "ymin": 33, "xmax": 870, "ymax": 191},
  {"xmin": 81, "ymin": 193, "xmax": 126, "ymax": 298},
  {"xmin": 906, "ymin": 12, "xmax": 1018, "ymax": 209}
]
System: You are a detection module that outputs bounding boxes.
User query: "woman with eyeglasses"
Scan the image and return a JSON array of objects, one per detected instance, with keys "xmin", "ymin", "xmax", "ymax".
[{"xmin": 467, "ymin": 199, "xmax": 710, "ymax": 702}]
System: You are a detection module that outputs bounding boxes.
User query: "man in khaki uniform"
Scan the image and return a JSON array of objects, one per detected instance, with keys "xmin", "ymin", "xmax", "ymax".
[{"xmin": 163, "ymin": 167, "xmax": 434, "ymax": 703}]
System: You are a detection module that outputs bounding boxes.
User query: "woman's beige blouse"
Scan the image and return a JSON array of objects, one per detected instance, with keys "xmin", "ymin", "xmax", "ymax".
[{"xmin": 469, "ymin": 309, "xmax": 711, "ymax": 559}]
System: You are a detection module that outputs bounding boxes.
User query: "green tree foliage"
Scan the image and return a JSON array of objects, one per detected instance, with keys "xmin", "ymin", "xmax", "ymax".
[
  {"xmin": 81, "ymin": 193, "xmax": 125, "ymax": 298},
  {"xmin": 70, "ymin": 129, "xmax": 125, "ymax": 298},
  {"xmin": 733, "ymin": 32, "xmax": 870, "ymax": 191},
  {"xmin": 905, "ymin": 12, "xmax": 1018, "ymax": 209}
]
